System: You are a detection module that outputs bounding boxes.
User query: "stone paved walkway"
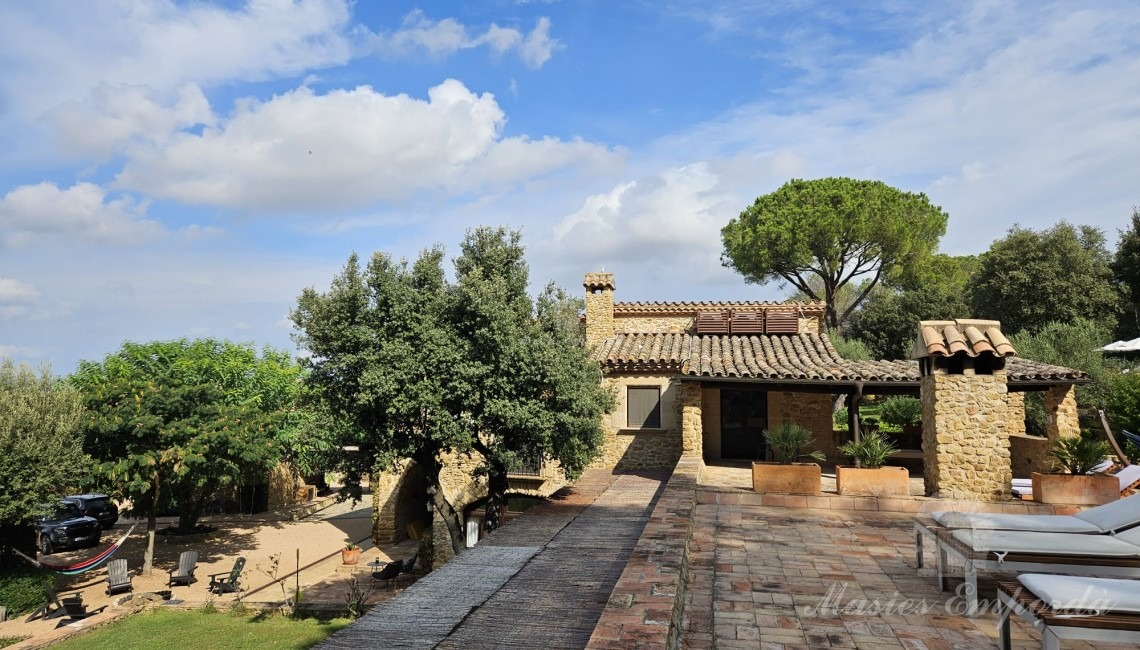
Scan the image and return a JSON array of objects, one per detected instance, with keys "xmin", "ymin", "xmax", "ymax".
[
  {"xmin": 680, "ymin": 496, "xmax": 1140, "ymax": 650},
  {"xmin": 318, "ymin": 470, "xmax": 667, "ymax": 650}
]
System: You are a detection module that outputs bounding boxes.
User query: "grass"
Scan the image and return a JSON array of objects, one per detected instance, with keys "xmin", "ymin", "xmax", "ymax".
[
  {"xmin": 51, "ymin": 608, "xmax": 353, "ymax": 650},
  {"xmin": 0, "ymin": 637, "xmax": 28, "ymax": 648}
]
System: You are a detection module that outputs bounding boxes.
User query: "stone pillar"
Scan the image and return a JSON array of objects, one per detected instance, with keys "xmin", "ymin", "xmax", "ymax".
[
  {"xmin": 1044, "ymin": 384, "xmax": 1080, "ymax": 444},
  {"xmin": 921, "ymin": 370, "xmax": 1012, "ymax": 500},
  {"xmin": 1006, "ymin": 392, "xmax": 1026, "ymax": 437},
  {"xmin": 583, "ymin": 272, "xmax": 616, "ymax": 348},
  {"xmin": 680, "ymin": 381, "xmax": 703, "ymax": 455}
]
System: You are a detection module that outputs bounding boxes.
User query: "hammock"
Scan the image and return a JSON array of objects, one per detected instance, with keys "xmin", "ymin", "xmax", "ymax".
[{"xmin": 13, "ymin": 523, "xmax": 138, "ymax": 575}]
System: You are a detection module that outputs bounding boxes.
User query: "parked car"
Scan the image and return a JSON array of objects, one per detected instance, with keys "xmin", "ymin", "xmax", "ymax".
[
  {"xmin": 64, "ymin": 493, "xmax": 119, "ymax": 530},
  {"xmin": 36, "ymin": 501, "xmax": 101, "ymax": 555}
]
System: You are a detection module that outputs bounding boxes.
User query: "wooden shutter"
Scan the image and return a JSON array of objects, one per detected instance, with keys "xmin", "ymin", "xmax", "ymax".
[
  {"xmin": 729, "ymin": 311, "xmax": 764, "ymax": 334},
  {"xmin": 627, "ymin": 387, "xmax": 661, "ymax": 428},
  {"xmin": 696, "ymin": 311, "xmax": 730, "ymax": 334},
  {"xmin": 765, "ymin": 313, "xmax": 799, "ymax": 334}
]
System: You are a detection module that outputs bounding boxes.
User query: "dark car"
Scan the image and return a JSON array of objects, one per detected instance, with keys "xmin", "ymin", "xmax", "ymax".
[
  {"xmin": 36, "ymin": 502, "xmax": 101, "ymax": 555},
  {"xmin": 64, "ymin": 493, "xmax": 119, "ymax": 530}
]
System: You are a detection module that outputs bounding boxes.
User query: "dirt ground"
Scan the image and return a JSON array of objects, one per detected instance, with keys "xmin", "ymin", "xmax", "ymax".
[{"xmin": 0, "ymin": 494, "xmax": 420, "ymax": 649}]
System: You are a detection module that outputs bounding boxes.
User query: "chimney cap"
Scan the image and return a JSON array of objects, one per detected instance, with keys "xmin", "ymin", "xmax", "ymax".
[{"xmin": 583, "ymin": 272, "xmax": 615, "ymax": 291}]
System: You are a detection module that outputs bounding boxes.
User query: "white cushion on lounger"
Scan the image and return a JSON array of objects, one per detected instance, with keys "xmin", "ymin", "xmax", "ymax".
[
  {"xmin": 950, "ymin": 528, "xmax": 1140, "ymax": 557},
  {"xmin": 1011, "ymin": 478, "xmax": 1033, "ymax": 487},
  {"xmin": 1019, "ymin": 574, "xmax": 1140, "ymax": 614},
  {"xmin": 931, "ymin": 511, "xmax": 1102, "ymax": 533},
  {"xmin": 1073, "ymin": 492, "xmax": 1140, "ymax": 532},
  {"xmin": 1114, "ymin": 465, "xmax": 1140, "ymax": 490}
]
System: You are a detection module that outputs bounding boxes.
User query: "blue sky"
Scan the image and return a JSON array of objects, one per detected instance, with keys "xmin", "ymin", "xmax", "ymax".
[{"xmin": 1, "ymin": 0, "xmax": 1138, "ymax": 373}]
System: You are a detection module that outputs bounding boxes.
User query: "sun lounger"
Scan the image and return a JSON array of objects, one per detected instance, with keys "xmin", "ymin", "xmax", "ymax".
[
  {"xmin": 926, "ymin": 492, "xmax": 1140, "ymax": 534},
  {"xmin": 921, "ymin": 525, "xmax": 1140, "ymax": 615},
  {"xmin": 997, "ymin": 574, "xmax": 1140, "ymax": 649}
]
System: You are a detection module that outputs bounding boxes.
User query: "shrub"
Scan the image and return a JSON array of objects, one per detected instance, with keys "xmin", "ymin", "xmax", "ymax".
[
  {"xmin": 880, "ymin": 397, "xmax": 922, "ymax": 427},
  {"xmin": 1049, "ymin": 435, "xmax": 1112, "ymax": 475},
  {"xmin": 839, "ymin": 430, "xmax": 900, "ymax": 469},
  {"xmin": 0, "ymin": 566, "xmax": 53, "ymax": 616},
  {"xmin": 1106, "ymin": 371, "xmax": 1140, "ymax": 434},
  {"xmin": 761, "ymin": 422, "xmax": 826, "ymax": 464},
  {"xmin": 833, "ymin": 407, "xmax": 849, "ymax": 429}
]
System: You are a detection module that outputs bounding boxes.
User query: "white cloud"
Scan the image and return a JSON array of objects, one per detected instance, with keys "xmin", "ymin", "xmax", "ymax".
[
  {"xmin": 0, "ymin": 0, "xmax": 356, "ymax": 124},
  {"xmin": 115, "ymin": 80, "xmax": 620, "ymax": 212},
  {"xmin": 0, "ymin": 182, "xmax": 164, "ymax": 247},
  {"xmin": 0, "ymin": 278, "xmax": 40, "ymax": 304},
  {"xmin": 44, "ymin": 83, "xmax": 213, "ymax": 159},
  {"xmin": 371, "ymin": 11, "xmax": 561, "ymax": 69}
]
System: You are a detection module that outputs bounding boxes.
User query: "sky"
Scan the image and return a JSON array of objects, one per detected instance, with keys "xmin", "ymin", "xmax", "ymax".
[{"xmin": 1, "ymin": 0, "xmax": 1138, "ymax": 373}]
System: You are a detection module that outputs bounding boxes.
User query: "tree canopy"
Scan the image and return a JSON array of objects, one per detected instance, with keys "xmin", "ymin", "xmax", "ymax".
[
  {"xmin": 967, "ymin": 222, "xmax": 1120, "ymax": 335},
  {"xmin": 292, "ymin": 227, "xmax": 612, "ymax": 554},
  {"xmin": 0, "ymin": 360, "xmax": 89, "ymax": 565},
  {"xmin": 721, "ymin": 177, "xmax": 948, "ymax": 331},
  {"xmin": 1112, "ymin": 208, "xmax": 1140, "ymax": 339},
  {"xmin": 71, "ymin": 339, "xmax": 302, "ymax": 574}
]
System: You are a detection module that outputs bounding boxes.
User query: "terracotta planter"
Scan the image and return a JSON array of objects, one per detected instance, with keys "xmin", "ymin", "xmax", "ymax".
[
  {"xmin": 751, "ymin": 462, "xmax": 821, "ymax": 495},
  {"xmin": 835, "ymin": 465, "xmax": 910, "ymax": 497},
  {"xmin": 341, "ymin": 547, "xmax": 362, "ymax": 565},
  {"xmin": 1031, "ymin": 472, "xmax": 1118, "ymax": 505}
]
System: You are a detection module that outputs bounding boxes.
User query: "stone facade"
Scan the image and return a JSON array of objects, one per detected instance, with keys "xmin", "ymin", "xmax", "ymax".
[
  {"xmin": 613, "ymin": 315, "xmax": 694, "ymax": 333},
  {"xmin": 1044, "ymin": 384, "xmax": 1080, "ymax": 443},
  {"xmin": 768, "ymin": 391, "xmax": 840, "ymax": 462},
  {"xmin": 680, "ymin": 382, "xmax": 702, "ymax": 453},
  {"xmin": 920, "ymin": 372, "xmax": 1011, "ymax": 500},
  {"xmin": 590, "ymin": 374, "xmax": 684, "ymax": 470},
  {"xmin": 584, "ymin": 273, "xmax": 616, "ymax": 347}
]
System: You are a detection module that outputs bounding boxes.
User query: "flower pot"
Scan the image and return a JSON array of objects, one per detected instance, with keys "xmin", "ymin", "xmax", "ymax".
[
  {"xmin": 341, "ymin": 547, "xmax": 362, "ymax": 565},
  {"xmin": 751, "ymin": 462, "xmax": 821, "ymax": 495},
  {"xmin": 835, "ymin": 465, "xmax": 910, "ymax": 497},
  {"xmin": 1031, "ymin": 472, "xmax": 1118, "ymax": 505}
]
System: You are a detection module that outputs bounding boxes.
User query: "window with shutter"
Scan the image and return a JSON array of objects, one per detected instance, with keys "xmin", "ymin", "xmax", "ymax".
[{"xmin": 627, "ymin": 386, "xmax": 661, "ymax": 428}]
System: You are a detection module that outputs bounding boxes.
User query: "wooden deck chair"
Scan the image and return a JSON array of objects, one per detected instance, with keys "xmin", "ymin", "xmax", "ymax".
[
  {"xmin": 207, "ymin": 556, "xmax": 245, "ymax": 594},
  {"xmin": 105, "ymin": 558, "xmax": 133, "ymax": 595},
  {"xmin": 168, "ymin": 550, "xmax": 199, "ymax": 587},
  {"xmin": 918, "ymin": 525, "xmax": 1140, "ymax": 615},
  {"xmin": 997, "ymin": 574, "xmax": 1140, "ymax": 649},
  {"xmin": 25, "ymin": 586, "xmax": 65, "ymax": 622},
  {"xmin": 1099, "ymin": 409, "xmax": 1133, "ymax": 466},
  {"xmin": 55, "ymin": 594, "xmax": 106, "ymax": 627}
]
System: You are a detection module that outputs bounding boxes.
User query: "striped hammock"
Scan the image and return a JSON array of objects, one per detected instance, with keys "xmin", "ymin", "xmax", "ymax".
[{"xmin": 13, "ymin": 523, "xmax": 138, "ymax": 575}]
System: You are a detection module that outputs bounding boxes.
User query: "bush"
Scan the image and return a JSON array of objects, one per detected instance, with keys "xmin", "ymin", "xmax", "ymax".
[
  {"xmin": 0, "ymin": 566, "xmax": 53, "ymax": 616},
  {"xmin": 880, "ymin": 397, "xmax": 922, "ymax": 427},
  {"xmin": 1049, "ymin": 435, "xmax": 1112, "ymax": 475},
  {"xmin": 833, "ymin": 407, "xmax": 848, "ymax": 429},
  {"xmin": 761, "ymin": 422, "xmax": 826, "ymax": 464},
  {"xmin": 1107, "ymin": 371, "xmax": 1140, "ymax": 434},
  {"xmin": 839, "ymin": 430, "xmax": 900, "ymax": 468}
]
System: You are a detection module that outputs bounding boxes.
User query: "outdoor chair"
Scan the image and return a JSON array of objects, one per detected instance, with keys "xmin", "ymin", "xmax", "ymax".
[
  {"xmin": 916, "ymin": 525, "xmax": 1140, "ymax": 615},
  {"xmin": 370, "ymin": 560, "xmax": 401, "ymax": 588},
  {"xmin": 207, "ymin": 556, "xmax": 245, "ymax": 595},
  {"xmin": 105, "ymin": 558, "xmax": 133, "ymax": 595},
  {"xmin": 397, "ymin": 551, "xmax": 418, "ymax": 585},
  {"xmin": 1099, "ymin": 409, "xmax": 1133, "ymax": 466},
  {"xmin": 168, "ymin": 550, "xmax": 199, "ymax": 587},
  {"xmin": 922, "ymin": 492, "xmax": 1140, "ymax": 536},
  {"xmin": 997, "ymin": 574, "xmax": 1140, "ymax": 649},
  {"xmin": 25, "ymin": 586, "xmax": 65, "ymax": 622},
  {"xmin": 56, "ymin": 594, "xmax": 106, "ymax": 627}
]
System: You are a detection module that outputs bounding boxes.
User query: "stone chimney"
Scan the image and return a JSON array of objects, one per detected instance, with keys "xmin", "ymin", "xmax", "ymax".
[
  {"xmin": 913, "ymin": 319, "xmax": 1014, "ymax": 500},
  {"xmin": 583, "ymin": 272, "xmax": 616, "ymax": 348}
]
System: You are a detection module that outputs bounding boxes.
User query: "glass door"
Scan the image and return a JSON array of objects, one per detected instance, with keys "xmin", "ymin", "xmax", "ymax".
[{"xmin": 721, "ymin": 389, "xmax": 768, "ymax": 460}]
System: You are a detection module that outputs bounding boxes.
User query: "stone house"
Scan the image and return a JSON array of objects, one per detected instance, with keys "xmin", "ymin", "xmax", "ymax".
[{"xmin": 583, "ymin": 271, "xmax": 1089, "ymax": 501}]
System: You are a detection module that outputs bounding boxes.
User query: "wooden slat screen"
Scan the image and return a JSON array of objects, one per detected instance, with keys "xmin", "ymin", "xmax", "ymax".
[
  {"xmin": 627, "ymin": 387, "xmax": 661, "ymax": 428},
  {"xmin": 765, "ymin": 313, "xmax": 800, "ymax": 334},
  {"xmin": 729, "ymin": 311, "xmax": 764, "ymax": 334},
  {"xmin": 696, "ymin": 311, "xmax": 730, "ymax": 334}
]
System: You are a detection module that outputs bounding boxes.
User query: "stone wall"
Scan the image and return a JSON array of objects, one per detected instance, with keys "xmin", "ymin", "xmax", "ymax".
[
  {"xmin": 584, "ymin": 273, "xmax": 615, "ymax": 347},
  {"xmin": 265, "ymin": 462, "xmax": 307, "ymax": 510},
  {"xmin": 613, "ymin": 315, "xmax": 694, "ymax": 333},
  {"xmin": 1010, "ymin": 434, "xmax": 1053, "ymax": 478},
  {"xmin": 921, "ymin": 371, "xmax": 1011, "ymax": 500},
  {"xmin": 1045, "ymin": 384, "xmax": 1080, "ymax": 443},
  {"xmin": 768, "ymin": 391, "xmax": 840, "ymax": 463},
  {"xmin": 1006, "ymin": 392, "xmax": 1026, "ymax": 437},
  {"xmin": 590, "ymin": 375, "xmax": 684, "ymax": 470}
]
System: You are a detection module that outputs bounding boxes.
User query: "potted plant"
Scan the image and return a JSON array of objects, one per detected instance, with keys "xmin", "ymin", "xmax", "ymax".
[
  {"xmin": 1032, "ymin": 436, "xmax": 1118, "ymax": 505},
  {"xmin": 751, "ymin": 422, "xmax": 825, "ymax": 494},
  {"xmin": 341, "ymin": 541, "xmax": 362, "ymax": 565},
  {"xmin": 836, "ymin": 430, "xmax": 910, "ymax": 497}
]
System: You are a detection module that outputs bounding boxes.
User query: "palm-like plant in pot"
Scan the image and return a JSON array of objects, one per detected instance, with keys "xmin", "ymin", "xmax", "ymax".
[
  {"xmin": 835, "ymin": 430, "xmax": 910, "ymax": 497},
  {"xmin": 1032, "ymin": 435, "xmax": 1117, "ymax": 505},
  {"xmin": 751, "ymin": 422, "xmax": 825, "ymax": 495}
]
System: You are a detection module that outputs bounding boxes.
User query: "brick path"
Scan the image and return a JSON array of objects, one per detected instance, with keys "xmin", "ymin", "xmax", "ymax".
[
  {"xmin": 317, "ymin": 470, "xmax": 666, "ymax": 650},
  {"xmin": 680, "ymin": 496, "xmax": 1140, "ymax": 650}
]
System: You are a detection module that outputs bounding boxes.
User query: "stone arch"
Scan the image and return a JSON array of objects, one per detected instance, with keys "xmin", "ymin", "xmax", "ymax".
[{"xmin": 371, "ymin": 460, "xmax": 429, "ymax": 544}]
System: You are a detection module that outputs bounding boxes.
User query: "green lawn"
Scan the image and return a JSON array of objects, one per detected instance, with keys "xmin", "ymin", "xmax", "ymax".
[{"xmin": 52, "ymin": 609, "xmax": 353, "ymax": 650}]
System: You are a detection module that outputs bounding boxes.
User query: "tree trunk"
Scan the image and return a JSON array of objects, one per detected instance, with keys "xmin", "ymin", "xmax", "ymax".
[
  {"xmin": 414, "ymin": 451, "xmax": 466, "ymax": 558},
  {"xmin": 483, "ymin": 464, "xmax": 509, "ymax": 534},
  {"xmin": 143, "ymin": 480, "xmax": 159, "ymax": 576},
  {"xmin": 176, "ymin": 494, "xmax": 208, "ymax": 532}
]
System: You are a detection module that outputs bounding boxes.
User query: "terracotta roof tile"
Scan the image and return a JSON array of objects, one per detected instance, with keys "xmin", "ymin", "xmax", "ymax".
[
  {"xmin": 913, "ymin": 319, "xmax": 1017, "ymax": 359},
  {"xmin": 593, "ymin": 332, "xmax": 1086, "ymax": 385}
]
